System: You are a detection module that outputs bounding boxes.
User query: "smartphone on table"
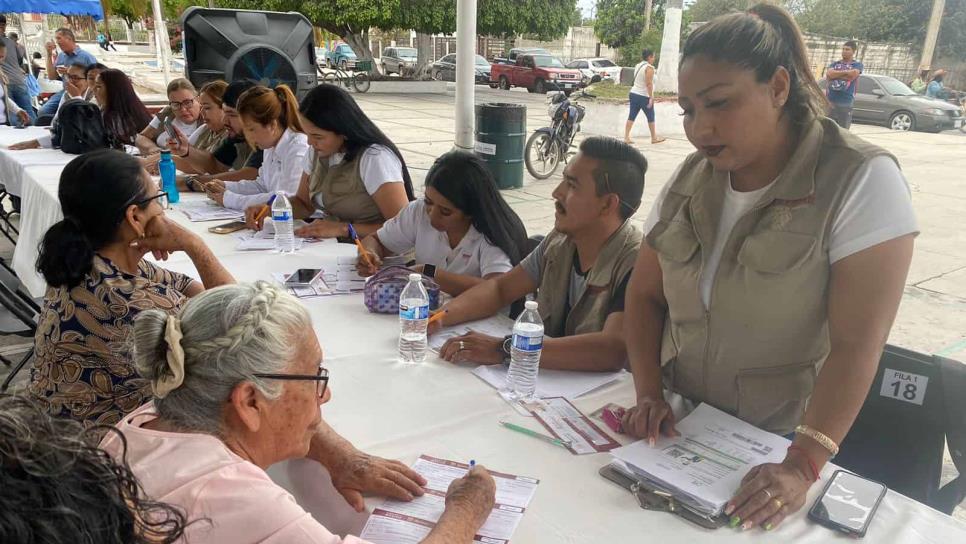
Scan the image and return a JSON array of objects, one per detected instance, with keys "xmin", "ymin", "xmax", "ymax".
[
  {"xmin": 208, "ymin": 221, "xmax": 247, "ymax": 234},
  {"xmin": 808, "ymin": 469, "xmax": 887, "ymax": 538},
  {"xmin": 285, "ymin": 269, "xmax": 324, "ymax": 287}
]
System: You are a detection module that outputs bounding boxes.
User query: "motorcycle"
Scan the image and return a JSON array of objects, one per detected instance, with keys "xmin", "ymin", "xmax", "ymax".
[{"xmin": 524, "ymin": 86, "xmax": 595, "ymax": 179}]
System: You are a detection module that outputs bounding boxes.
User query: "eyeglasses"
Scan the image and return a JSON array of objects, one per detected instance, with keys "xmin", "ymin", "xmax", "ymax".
[
  {"xmin": 601, "ymin": 171, "xmax": 638, "ymax": 214},
  {"xmin": 254, "ymin": 365, "xmax": 329, "ymax": 400},
  {"xmin": 169, "ymin": 97, "xmax": 197, "ymax": 110},
  {"xmin": 133, "ymin": 191, "xmax": 168, "ymax": 207},
  {"xmin": 67, "ymin": 74, "xmax": 84, "ymax": 82}
]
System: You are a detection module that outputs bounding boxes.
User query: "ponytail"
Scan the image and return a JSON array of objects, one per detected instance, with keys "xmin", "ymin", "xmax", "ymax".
[
  {"xmin": 681, "ymin": 3, "xmax": 827, "ymax": 125},
  {"xmin": 237, "ymin": 84, "xmax": 303, "ymax": 133},
  {"xmin": 37, "ymin": 150, "xmax": 150, "ymax": 288}
]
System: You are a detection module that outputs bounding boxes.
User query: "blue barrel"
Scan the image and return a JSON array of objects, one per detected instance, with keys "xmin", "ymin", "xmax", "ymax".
[{"xmin": 475, "ymin": 103, "xmax": 526, "ymax": 189}]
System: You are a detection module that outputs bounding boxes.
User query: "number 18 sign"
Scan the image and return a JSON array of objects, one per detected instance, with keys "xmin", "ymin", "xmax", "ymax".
[{"xmin": 878, "ymin": 368, "xmax": 929, "ymax": 406}]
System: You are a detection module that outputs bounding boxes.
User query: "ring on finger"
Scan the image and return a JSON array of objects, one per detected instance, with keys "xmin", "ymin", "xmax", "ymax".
[
  {"xmin": 761, "ymin": 488, "xmax": 773, "ymax": 501},
  {"xmin": 773, "ymin": 498, "xmax": 784, "ymax": 510},
  {"xmin": 459, "ymin": 341, "xmax": 465, "ymax": 351}
]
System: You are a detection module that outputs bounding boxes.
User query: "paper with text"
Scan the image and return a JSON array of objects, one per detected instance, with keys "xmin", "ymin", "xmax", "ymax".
[
  {"xmin": 174, "ymin": 201, "xmax": 244, "ymax": 222},
  {"xmin": 524, "ymin": 397, "xmax": 620, "ymax": 454},
  {"xmin": 359, "ymin": 455, "xmax": 538, "ymax": 544},
  {"xmin": 473, "ymin": 365, "xmax": 624, "ymax": 400}
]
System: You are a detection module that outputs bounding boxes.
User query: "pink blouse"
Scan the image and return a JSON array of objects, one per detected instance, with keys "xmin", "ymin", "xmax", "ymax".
[{"xmin": 100, "ymin": 403, "xmax": 371, "ymax": 544}]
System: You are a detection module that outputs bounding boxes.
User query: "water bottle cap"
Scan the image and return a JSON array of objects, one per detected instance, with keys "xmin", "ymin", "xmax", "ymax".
[
  {"xmin": 160, "ymin": 150, "xmax": 171, "ymax": 156},
  {"xmin": 409, "ymin": 273, "xmax": 422, "ymax": 282},
  {"xmin": 525, "ymin": 301, "xmax": 538, "ymax": 310}
]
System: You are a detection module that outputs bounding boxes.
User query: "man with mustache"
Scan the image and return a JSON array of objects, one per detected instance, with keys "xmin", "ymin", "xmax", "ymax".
[{"xmin": 435, "ymin": 136, "xmax": 645, "ymax": 372}]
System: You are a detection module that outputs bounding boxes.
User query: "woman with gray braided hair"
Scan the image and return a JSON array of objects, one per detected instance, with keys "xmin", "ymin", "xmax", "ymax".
[{"xmin": 100, "ymin": 281, "xmax": 497, "ymax": 543}]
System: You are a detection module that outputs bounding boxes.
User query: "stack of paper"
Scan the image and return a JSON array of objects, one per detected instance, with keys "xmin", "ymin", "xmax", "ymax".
[
  {"xmin": 335, "ymin": 256, "xmax": 366, "ymax": 292},
  {"xmin": 609, "ymin": 403, "xmax": 789, "ymax": 517},
  {"xmin": 175, "ymin": 201, "xmax": 243, "ymax": 222},
  {"xmin": 270, "ymin": 272, "xmax": 332, "ymax": 299},
  {"xmin": 360, "ymin": 455, "xmax": 538, "ymax": 544},
  {"xmin": 234, "ymin": 231, "xmax": 306, "ymax": 251},
  {"xmin": 472, "ymin": 365, "xmax": 624, "ymax": 400}
]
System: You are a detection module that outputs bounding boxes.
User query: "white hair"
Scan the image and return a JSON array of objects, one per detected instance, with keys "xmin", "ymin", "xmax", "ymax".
[{"xmin": 132, "ymin": 281, "xmax": 310, "ymax": 435}]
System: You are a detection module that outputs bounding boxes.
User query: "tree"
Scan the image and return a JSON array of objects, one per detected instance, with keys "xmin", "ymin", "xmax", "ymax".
[
  {"xmin": 686, "ymin": 0, "xmax": 753, "ymax": 22},
  {"xmin": 108, "ymin": 0, "xmax": 151, "ymax": 26},
  {"xmin": 595, "ymin": 0, "xmax": 660, "ymax": 49}
]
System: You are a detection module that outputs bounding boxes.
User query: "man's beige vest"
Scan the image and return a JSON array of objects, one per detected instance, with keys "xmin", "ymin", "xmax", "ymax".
[
  {"xmin": 308, "ymin": 151, "xmax": 384, "ymax": 224},
  {"xmin": 192, "ymin": 126, "xmax": 227, "ymax": 155},
  {"xmin": 647, "ymin": 117, "xmax": 897, "ymax": 435},
  {"xmin": 230, "ymin": 140, "xmax": 255, "ymax": 172},
  {"xmin": 536, "ymin": 221, "xmax": 642, "ymax": 338}
]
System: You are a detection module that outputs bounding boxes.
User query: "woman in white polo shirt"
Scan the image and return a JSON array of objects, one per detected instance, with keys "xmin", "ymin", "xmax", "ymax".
[
  {"xmin": 206, "ymin": 84, "xmax": 308, "ymax": 211},
  {"xmin": 356, "ymin": 151, "xmax": 528, "ymax": 296}
]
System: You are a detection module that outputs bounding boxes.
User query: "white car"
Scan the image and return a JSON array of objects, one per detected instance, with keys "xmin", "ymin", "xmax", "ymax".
[{"xmin": 565, "ymin": 58, "xmax": 622, "ymax": 82}]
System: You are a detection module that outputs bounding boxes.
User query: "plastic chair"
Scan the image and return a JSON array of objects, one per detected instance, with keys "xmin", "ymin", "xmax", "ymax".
[
  {"xmin": 836, "ymin": 344, "xmax": 965, "ymax": 514},
  {"xmin": 0, "ymin": 260, "xmax": 39, "ymax": 392}
]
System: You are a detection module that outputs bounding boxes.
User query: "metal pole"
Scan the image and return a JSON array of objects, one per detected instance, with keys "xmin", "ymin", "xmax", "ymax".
[
  {"xmin": 151, "ymin": 0, "xmax": 171, "ymax": 84},
  {"xmin": 454, "ymin": 0, "xmax": 478, "ymax": 150},
  {"xmin": 919, "ymin": 0, "xmax": 945, "ymax": 72}
]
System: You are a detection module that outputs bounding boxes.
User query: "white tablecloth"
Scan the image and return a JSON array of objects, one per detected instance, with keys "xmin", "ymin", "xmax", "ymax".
[
  {"xmin": 3, "ymin": 148, "xmax": 965, "ymax": 543},
  {"xmin": 0, "ymin": 126, "xmax": 73, "ymax": 197}
]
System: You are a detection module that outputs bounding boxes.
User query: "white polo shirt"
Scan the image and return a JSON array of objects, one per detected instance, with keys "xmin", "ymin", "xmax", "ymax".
[
  {"xmin": 223, "ymin": 128, "xmax": 308, "ymax": 210},
  {"xmin": 376, "ymin": 199, "xmax": 513, "ymax": 277}
]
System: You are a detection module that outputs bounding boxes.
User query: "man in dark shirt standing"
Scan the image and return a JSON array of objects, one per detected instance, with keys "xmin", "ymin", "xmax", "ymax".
[{"xmin": 825, "ymin": 40, "xmax": 863, "ymax": 130}]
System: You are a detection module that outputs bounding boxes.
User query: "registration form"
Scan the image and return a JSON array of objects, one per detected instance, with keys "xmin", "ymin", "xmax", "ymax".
[{"xmin": 359, "ymin": 455, "xmax": 539, "ymax": 544}]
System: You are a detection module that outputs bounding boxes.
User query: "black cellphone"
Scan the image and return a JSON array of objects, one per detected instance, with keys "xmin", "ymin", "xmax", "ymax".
[
  {"xmin": 285, "ymin": 268, "xmax": 323, "ymax": 286},
  {"xmin": 808, "ymin": 469, "xmax": 887, "ymax": 538}
]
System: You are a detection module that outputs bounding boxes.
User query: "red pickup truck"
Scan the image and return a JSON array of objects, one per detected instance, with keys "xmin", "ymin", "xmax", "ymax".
[{"xmin": 491, "ymin": 54, "xmax": 585, "ymax": 95}]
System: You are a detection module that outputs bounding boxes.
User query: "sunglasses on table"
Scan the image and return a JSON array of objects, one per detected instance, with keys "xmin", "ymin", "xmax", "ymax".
[{"xmin": 254, "ymin": 365, "xmax": 330, "ymax": 400}]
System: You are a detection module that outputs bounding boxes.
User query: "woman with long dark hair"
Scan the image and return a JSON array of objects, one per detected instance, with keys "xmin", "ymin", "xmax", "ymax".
[
  {"xmin": 356, "ymin": 151, "xmax": 527, "ymax": 296},
  {"xmin": 94, "ymin": 69, "xmax": 152, "ymax": 148},
  {"xmin": 30, "ymin": 149, "xmax": 233, "ymax": 428},
  {"xmin": 245, "ymin": 84, "xmax": 412, "ymax": 238},
  {"xmin": 622, "ymin": 4, "xmax": 916, "ymax": 530}
]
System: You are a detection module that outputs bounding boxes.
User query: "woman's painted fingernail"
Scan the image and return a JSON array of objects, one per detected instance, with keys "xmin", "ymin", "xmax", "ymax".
[
  {"xmin": 729, "ymin": 516, "xmax": 741, "ymax": 528},
  {"xmin": 724, "ymin": 503, "xmax": 735, "ymax": 515},
  {"xmin": 765, "ymin": 523, "xmax": 773, "ymax": 531},
  {"xmin": 741, "ymin": 521, "xmax": 753, "ymax": 531}
]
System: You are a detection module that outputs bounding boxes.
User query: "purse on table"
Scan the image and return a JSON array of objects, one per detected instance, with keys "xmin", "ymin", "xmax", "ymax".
[{"xmin": 363, "ymin": 265, "xmax": 440, "ymax": 314}]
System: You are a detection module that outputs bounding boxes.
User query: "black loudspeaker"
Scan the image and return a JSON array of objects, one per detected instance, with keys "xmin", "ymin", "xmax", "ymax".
[{"xmin": 180, "ymin": 7, "xmax": 318, "ymax": 99}]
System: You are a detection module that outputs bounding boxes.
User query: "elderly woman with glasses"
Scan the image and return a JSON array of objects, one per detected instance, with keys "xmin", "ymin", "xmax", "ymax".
[
  {"xmin": 101, "ymin": 281, "xmax": 498, "ymax": 543},
  {"xmin": 29, "ymin": 149, "xmax": 234, "ymax": 429},
  {"xmin": 136, "ymin": 77, "xmax": 202, "ymax": 155}
]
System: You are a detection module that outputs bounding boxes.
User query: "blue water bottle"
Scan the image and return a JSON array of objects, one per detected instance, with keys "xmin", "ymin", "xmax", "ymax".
[{"xmin": 159, "ymin": 150, "xmax": 179, "ymax": 204}]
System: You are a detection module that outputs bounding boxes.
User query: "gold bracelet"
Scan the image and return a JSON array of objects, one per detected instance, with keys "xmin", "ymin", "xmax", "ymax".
[{"xmin": 794, "ymin": 425, "xmax": 839, "ymax": 458}]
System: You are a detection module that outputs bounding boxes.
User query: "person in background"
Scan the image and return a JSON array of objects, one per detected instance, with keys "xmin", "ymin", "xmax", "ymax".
[
  {"xmin": 207, "ymin": 84, "xmax": 308, "ymax": 211},
  {"xmin": 136, "ymin": 77, "xmax": 201, "ymax": 155},
  {"xmin": 40, "ymin": 27, "xmax": 97, "ymax": 119},
  {"xmin": 164, "ymin": 79, "xmax": 262, "ymax": 189},
  {"xmin": 622, "ymin": 5, "xmax": 915, "ymax": 532},
  {"xmin": 433, "ymin": 137, "xmax": 645, "ymax": 373},
  {"xmin": 0, "ymin": 16, "xmax": 35, "ymax": 123},
  {"xmin": 30, "ymin": 51, "xmax": 43, "ymax": 78},
  {"xmin": 8, "ymin": 61, "xmax": 92, "ymax": 150},
  {"xmin": 95, "ymin": 68, "xmax": 153, "ymax": 148},
  {"xmin": 8, "ymin": 31, "xmax": 26, "ymax": 71},
  {"xmin": 29, "ymin": 149, "xmax": 234, "ymax": 429},
  {"xmin": 926, "ymin": 69, "xmax": 948, "ymax": 99},
  {"xmin": 625, "ymin": 48, "xmax": 665, "ymax": 145},
  {"xmin": 825, "ymin": 40, "xmax": 863, "ymax": 129},
  {"xmin": 0, "ymin": 395, "xmax": 190, "ymax": 544},
  {"xmin": 0, "ymin": 41, "xmax": 30, "ymax": 128},
  {"xmin": 910, "ymin": 68, "xmax": 930, "ymax": 94},
  {"xmin": 96, "ymin": 31, "xmax": 117, "ymax": 52},
  {"xmin": 248, "ymin": 84, "xmax": 413, "ymax": 238},
  {"xmin": 173, "ymin": 79, "xmax": 229, "ymax": 175},
  {"xmin": 101, "ymin": 281, "xmax": 496, "ymax": 544},
  {"xmin": 356, "ymin": 151, "xmax": 528, "ymax": 296}
]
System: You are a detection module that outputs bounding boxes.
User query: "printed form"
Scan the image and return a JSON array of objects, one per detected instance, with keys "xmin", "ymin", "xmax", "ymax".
[{"xmin": 360, "ymin": 455, "xmax": 539, "ymax": 544}]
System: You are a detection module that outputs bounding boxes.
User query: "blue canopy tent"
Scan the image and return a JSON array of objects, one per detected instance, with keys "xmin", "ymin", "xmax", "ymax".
[{"xmin": 0, "ymin": 1, "xmax": 104, "ymax": 19}]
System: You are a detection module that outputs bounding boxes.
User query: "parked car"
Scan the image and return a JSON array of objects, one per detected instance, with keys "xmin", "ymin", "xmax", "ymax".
[
  {"xmin": 314, "ymin": 46, "xmax": 328, "ymax": 67},
  {"xmin": 565, "ymin": 58, "xmax": 622, "ymax": 82},
  {"xmin": 819, "ymin": 74, "xmax": 965, "ymax": 132},
  {"xmin": 490, "ymin": 54, "xmax": 584, "ymax": 94},
  {"xmin": 382, "ymin": 46, "xmax": 418, "ymax": 75},
  {"xmin": 327, "ymin": 44, "xmax": 358, "ymax": 70},
  {"xmin": 430, "ymin": 54, "xmax": 494, "ymax": 86},
  {"xmin": 492, "ymin": 48, "xmax": 551, "ymax": 65}
]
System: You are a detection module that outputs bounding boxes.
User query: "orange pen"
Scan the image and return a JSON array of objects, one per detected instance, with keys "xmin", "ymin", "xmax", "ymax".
[
  {"xmin": 348, "ymin": 223, "xmax": 374, "ymax": 268},
  {"xmin": 428, "ymin": 310, "xmax": 448, "ymax": 325}
]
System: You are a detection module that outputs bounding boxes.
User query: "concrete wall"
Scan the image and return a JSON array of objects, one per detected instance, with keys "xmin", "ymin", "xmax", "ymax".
[
  {"xmin": 803, "ymin": 33, "xmax": 919, "ymax": 84},
  {"xmin": 514, "ymin": 26, "xmax": 617, "ymax": 63}
]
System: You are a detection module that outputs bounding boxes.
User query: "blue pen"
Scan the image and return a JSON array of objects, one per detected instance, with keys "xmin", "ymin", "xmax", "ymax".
[
  {"xmin": 347, "ymin": 223, "xmax": 359, "ymax": 240},
  {"xmin": 469, "ymin": 459, "xmax": 476, "ymax": 468}
]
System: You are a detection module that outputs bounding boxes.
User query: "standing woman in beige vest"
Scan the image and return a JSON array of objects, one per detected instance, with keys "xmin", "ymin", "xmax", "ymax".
[
  {"xmin": 251, "ymin": 84, "xmax": 414, "ymax": 238},
  {"xmin": 622, "ymin": 4, "xmax": 917, "ymax": 531}
]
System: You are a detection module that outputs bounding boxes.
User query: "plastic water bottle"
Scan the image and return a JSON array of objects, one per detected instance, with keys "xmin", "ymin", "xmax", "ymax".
[
  {"xmin": 159, "ymin": 151, "xmax": 179, "ymax": 204},
  {"xmin": 505, "ymin": 301, "xmax": 543, "ymax": 400},
  {"xmin": 272, "ymin": 191, "xmax": 296, "ymax": 254},
  {"xmin": 398, "ymin": 273, "xmax": 429, "ymax": 363}
]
